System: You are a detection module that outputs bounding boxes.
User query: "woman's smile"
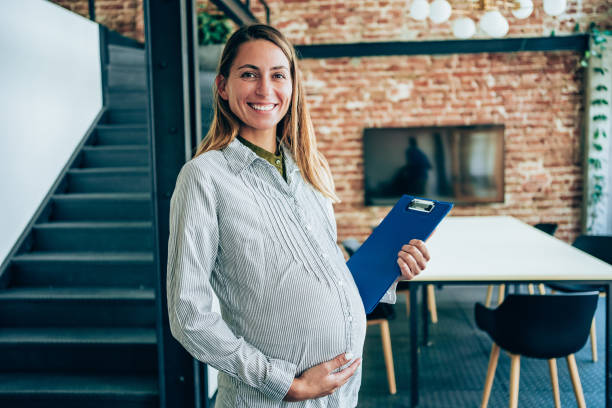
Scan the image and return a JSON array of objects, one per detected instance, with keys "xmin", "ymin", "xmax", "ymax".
[{"xmin": 248, "ymin": 102, "xmax": 278, "ymax": 112}]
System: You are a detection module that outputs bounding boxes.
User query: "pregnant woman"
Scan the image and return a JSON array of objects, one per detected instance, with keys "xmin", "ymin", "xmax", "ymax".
[{"xmin": 167, "ymin": 23, "xmax": 430, "ymax": 407}]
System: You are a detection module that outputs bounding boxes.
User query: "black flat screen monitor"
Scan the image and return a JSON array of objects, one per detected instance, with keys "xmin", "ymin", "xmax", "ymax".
[{"xmin": 364, "ymin": 125, "xmax": 505, "ymax": 206}]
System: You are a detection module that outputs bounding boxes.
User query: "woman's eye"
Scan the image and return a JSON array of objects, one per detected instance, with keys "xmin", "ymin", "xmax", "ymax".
[
  {"xmin": 241, "ymin": 72, "xmax": 256, "ymax": 79},
  {"xmin": 273, "ymin": 73, "xmax": 287, "ymax": 79}
]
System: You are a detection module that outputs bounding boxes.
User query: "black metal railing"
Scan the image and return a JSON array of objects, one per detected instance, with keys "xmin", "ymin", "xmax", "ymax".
[
  {"xmin": 245, "ymin": 0, "xmax": 270, "ymax": 24},
  {"xmin": 88, "ymin": 0, "xmax": 95, "ymax": 21}
]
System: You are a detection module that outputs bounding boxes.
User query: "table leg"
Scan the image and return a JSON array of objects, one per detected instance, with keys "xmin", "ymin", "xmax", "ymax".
[
  {"xmin": 410, "ymin": 283, "xmax": 419, "ymax": 407},
  {"xmin": 606, "ymin": 283, "xmax": 610, "ymax": 408},
  {"xmin": 422, "ymin": 284, "xmax": 429, "ymax": 346}
]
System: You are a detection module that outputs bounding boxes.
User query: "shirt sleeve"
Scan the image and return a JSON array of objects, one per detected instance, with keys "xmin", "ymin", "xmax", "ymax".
[{"xmin": 166, "ymin": 161, "xmax": 297, "ymax": 401}]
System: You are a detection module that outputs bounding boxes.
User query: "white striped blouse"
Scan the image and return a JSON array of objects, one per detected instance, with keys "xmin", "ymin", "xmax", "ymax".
[{"xmin": 167, "ymin": 138, "xmax": 396, "ymax": 407}]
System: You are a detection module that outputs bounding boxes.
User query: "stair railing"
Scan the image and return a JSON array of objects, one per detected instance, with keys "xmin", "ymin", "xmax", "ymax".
[{"xmin": 88, "ymin": 0, "xmax": 95, "ymax": 21}]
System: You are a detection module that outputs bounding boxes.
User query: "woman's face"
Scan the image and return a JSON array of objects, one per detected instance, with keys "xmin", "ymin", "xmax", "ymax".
[{"xmin": 217, "ymin": 39, "xmax": 293, "ymax": 139}]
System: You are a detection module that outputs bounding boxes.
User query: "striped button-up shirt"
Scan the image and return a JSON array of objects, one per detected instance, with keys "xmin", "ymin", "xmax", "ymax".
[{"xmin": 167, "ymin": 138, "xmax": 396, "ymax": 407}]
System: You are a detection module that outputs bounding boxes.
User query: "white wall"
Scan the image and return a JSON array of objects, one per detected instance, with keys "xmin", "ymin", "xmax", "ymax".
[{"xmin": 0, "ymin": 0, "xmax": 102, "ymax": 264}]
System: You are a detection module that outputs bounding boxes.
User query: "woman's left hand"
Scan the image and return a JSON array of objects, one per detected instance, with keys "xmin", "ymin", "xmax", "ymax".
[{"xmin": 396, "ymin": 239, "xmax": 430, "ymax": 281}]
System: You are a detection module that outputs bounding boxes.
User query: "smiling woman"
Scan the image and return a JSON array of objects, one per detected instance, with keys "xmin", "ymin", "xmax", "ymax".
[
  {"xmin": 216, "ymin": 39, "xmax": 293, "ymax": 153},
  {"xmin": 166, "ymin": 24, "xmax": 431, "ymax": 408}
]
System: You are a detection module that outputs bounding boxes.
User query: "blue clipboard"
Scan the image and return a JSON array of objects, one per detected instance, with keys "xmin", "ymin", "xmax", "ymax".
[{"xmin": 347, "ymin": 195, "xmax": 453, "ymax": 314}]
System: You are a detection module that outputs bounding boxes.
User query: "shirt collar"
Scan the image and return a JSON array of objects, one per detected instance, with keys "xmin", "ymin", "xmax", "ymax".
[{"xmin": 223, "ymin": 137, "xmax": 300, "ymax": 176}]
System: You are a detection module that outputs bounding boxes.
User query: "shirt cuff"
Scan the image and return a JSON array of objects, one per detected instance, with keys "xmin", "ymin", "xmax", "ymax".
[
  {"xmin": 260, "ymin": 357, "xmax": 297, "ymax": 401},
  {"xmin": 380, "ymin": 280, "xmax": 398, "ymax": 304}
]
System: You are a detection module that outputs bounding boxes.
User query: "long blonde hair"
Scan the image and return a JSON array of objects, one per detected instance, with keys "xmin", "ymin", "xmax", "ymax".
[{"xmin": 194, "ymin": 24, "xmax": 339, "ymax": 202}]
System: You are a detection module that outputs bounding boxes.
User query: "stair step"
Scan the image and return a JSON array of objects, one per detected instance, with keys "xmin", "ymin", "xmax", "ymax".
[
  {"xmin": 109, "ymin": 44, "xmax": 146, "ymax": 67},
  {"xmin": 81, "ymin": 145, "xmax": 149, "ymax": 168},
  {"xmin": 108, "ymin": 91, "xmax": 147, "ymax": 110},
  {"xmin": 95, "ymin": 125, "xmax": 148, "ymax": 146},
  {"xmin": 10, "ymin": 252, "xmax": 154, "ymax": 287},
  {"xmin": 108, "ymin": 65, "xmax": 146, "ymax": 92},
  {"xmin": 67, "ymin": 167, "xmax": 150, "ymax": 193},
  {"xmin": 32, "ymin": 221, "xmax": 153, "ymax": 252},
  {"xmin": 0, "ymin": 328, "xmax": 156, "ymax": 373},
  {"xmin": 105, "ymin": 109, "xmax": 147, "ymax": 125},
  {"xmin": 51, "ymin": 193, "xmax": 152, "ymax": 221},
  {"xmin": 0, "ymin": 287, "xmax": 155, "ymax": 327},
  {"xmin": 0, "ymin": 327, "xmax": 156, "ymax": 343},
  {"xmin": 0, "ymin": 373, "xmax": 157, "ymax": 408}
]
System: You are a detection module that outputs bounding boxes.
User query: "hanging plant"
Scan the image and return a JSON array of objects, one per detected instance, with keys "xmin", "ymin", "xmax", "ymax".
[
  {"xmin": 197, "ymin": 11, "xmax": 233, "ymax": 45},
  {"xmin": 577, "ymin": 23, "xmax": 612, "ymax": 232}
]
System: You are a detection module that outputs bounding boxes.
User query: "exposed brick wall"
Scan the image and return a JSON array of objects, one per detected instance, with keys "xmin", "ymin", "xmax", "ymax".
[
  {"xmin": 50, "ymin": 0, "xmax": 144, "ymax": 42},
  {"xmin": 52, "ymin": 0, "xmax": 612, "ymax": 43},
  {"xmin": 299, "ymin": 52, "xmax": 585, "ymax": 243},
  {"xmin": 49, "ymin": 0, "xmax": 596, "ymax": 243}
]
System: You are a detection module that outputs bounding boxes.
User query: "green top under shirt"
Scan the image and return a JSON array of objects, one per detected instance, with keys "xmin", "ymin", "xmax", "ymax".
[{"xmin": 237, "ymin": 136, "xmax": 286, "ymax": 180}]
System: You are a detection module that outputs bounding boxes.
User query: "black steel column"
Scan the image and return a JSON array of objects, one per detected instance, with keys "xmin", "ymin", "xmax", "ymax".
[
  {"xmin": 607, "ymin": 282, "xmax": 611, "ymax": 408},
  {"xmin": 410, "ymin": 283, "xmax": 420, "ymax": 407},
  {"xmin": 144, "ymin": 0, "xmax": 200, "ymax": 407},
  {"xmin": 421, "ymin": 285, "xmax": 429, "ymax": 346}
]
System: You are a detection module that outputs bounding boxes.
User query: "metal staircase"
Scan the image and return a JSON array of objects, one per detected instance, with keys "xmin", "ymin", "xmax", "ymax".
[{"xmin": 0, "ymin": 43, "xmax": 159, "ymax": 408}]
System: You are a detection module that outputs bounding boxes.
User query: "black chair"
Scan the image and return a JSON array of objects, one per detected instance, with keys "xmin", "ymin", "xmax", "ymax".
[
  {"xmin": 534, "ymin": 222, "xmax": 558, "ymax": 236},
  {"xmin": 475, "ymin": 292, "xmax": 599, "ymax": 408},
  {"xmin": 485, "ymin": 223, "xmax": 559, "ymax": 307},
  {"xmin": 341, "ymin": 238, "xmax": 397, "ymax": 394},
  {"xmin": 547, "ymin": 235, "xmax": 612, "ymax": 362}
]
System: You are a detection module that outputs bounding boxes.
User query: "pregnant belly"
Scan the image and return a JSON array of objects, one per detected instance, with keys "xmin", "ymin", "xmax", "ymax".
[{"xmin": 236, "ymin": 274, "xmax": 367, "ymax": 374}]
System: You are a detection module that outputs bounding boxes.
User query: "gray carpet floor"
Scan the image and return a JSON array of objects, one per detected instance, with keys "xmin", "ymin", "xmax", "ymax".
[{"xmin": 358, "ymin": 285, "xmax": 606, "ymax": 407}]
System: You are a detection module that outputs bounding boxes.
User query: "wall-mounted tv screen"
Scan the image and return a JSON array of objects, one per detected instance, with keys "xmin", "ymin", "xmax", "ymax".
[{"xmin": 364, "ymin": 125, "xmax": 504, "ymax": 206}]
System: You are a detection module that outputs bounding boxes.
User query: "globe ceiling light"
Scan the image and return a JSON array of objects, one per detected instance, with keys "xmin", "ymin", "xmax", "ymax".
[
  {"xmin": 452, "ymin": 17, "xmax": 476, "ymax": 38},
  {"xmin": 543, "ymin": 0, "xmax": 566, "ymax": 16},
  {"xmin": 511, "ymin": 0, "xmax": 533, "ymax": 19},
  {"xmin": 479, "ymin": 10, "xmax": 509, "ymax": 37},
  {"xmin": 410, "ymin": 0, "xmax": 430, "ymax": 21},
  {"xmin": 429, "ymin": 0, "xmax": 452, "ymax": 23}
]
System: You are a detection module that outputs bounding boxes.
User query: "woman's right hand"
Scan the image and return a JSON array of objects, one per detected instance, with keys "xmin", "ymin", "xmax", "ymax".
[{"xmin": 283, "ymin": 353, "xmax": 362, "ymax": 402}]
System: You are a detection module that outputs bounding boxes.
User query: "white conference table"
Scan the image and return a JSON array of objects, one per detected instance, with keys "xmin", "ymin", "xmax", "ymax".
[{"xmin": 404, "ymin": 216, "xmax": 612, "ymax": 407}]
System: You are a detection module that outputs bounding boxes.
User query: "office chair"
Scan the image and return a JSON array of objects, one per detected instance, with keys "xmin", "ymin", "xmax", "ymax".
[
  {"xmin": 546, "ymin": 235, "xmax": 612, "ymax": 362},
  {"xmin": 475, "ymin": 292, "xmax": 598, "ymax": 408},
  {"xmin": 485, "ymin": 223, "xmax": 558, "ymax": 307},
  {"xmin": 342, "ymin": 238, "xmax": 397, "ymax": 394}
]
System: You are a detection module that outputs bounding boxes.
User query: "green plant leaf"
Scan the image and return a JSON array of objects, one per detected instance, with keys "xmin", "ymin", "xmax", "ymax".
[
  {"xmin": 580, "ymin": 59, "xmax": 589, "ymax": 67},
  {"xmin": 593, "ymin": 67, "xmax": 608, "ymax": 75},
  {"xmin": 592, "ymin": 99, "xmax": 610, "ymax": 105},
  {"xmin": 573, "ymin": 23, "xmax": 580, "ymax": 32},
  {"xmin": 592, "ymin": 129, "xmax": 608, "ymax": 138},
  {"xmin": 594, "ymin": 35, "xmax": 607, "ymax": 45},
  {"xmin": 197, "ymin": 11, "xmax": 232, "ymax": 45},
  {"xmin": 593, "ymin": 143, "xmax": 603, "ymax": 151},
  {"xmin": 593, "ymin": 114, "xmax": 608, "ymax": 121},
  {"xmin": 595, "ymin": 85, "xmax": 608, "ymax": 91},
  {"xmin": 585, "ymin": 50, "xmax": 591, "ymax": 58},
  {"xmin": 589, "ymin": 158, "xmax": 602, "ymax": 169}
]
